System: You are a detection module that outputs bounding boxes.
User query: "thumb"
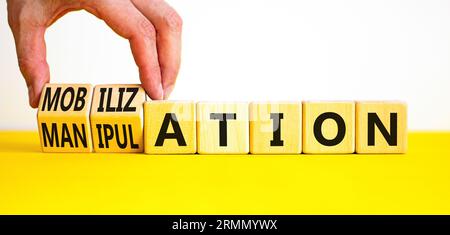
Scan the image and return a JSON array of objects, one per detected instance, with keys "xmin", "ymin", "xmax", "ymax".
[{"xmin": 11, "ymin": 25, "xmax": 50, "ymax": 108}]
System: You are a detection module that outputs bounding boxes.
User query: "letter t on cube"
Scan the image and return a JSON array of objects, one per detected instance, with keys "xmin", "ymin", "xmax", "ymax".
[{"xmin": 197, "ymin": 102, "xmax": 249, "ymax": 154}]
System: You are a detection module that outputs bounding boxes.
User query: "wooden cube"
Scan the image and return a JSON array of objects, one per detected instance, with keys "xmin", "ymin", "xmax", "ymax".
[
  {"xmin": 249, "ymin": 102, "xmax": 302, "ymax": 154},
  {"xmin": 90, "ymin": 84, "xmax": 146, "ymax": 153},
  {"xmin": 302, "ymin": 101, "xmax": 355, "ymax": 154},
  {"xmin": 37, "ymin": 84, "xmax": 93, "ymax": 152},
  {"xmin": 197, "ymin": 102, "xmax": 249, "ymax": 154},
  {"xmin": 356, "ymin": 101, "xmax": 407, "ymax": 153},
  {"xmin": 144, "ymin": 101, "xmax": 196, "ymax": 154}
]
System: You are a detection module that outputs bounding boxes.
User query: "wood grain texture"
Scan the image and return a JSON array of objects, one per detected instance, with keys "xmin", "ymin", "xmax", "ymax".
[
  {"xmin": 90, "ymin": 84, "xmax": 146, "ymax": 153},
  {"xmin": 356, "ymin": 101, "xmax": 407, "ymax": 153},
  {"xmin": 37, "ymin": 84, "xmax": 93, "ymax": 152},
  {"xmin": 144, "ymin": 101, "xmax": 196, "ymax": 154},
  {"xmin": 302, "ymin": 101, "xmax": 355, "ymax": 154},
  {"xmin": 249, "ymin": 102, "xmax": 302, "ymax": 154},
  {"xmin": 197, "ymin": 102, "xmax": 249, "ymax": 154}
]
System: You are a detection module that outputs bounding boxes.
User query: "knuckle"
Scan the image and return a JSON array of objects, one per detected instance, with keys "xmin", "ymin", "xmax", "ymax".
[
  {"xmin": 17, "ymin": 58, "xmax": 34, "ymax": 78},
  {"xmin": 12, "ymin": 8, "xmax": 37, "ymax": 29},
  {"xmin": 17, "ymin": 4, "xmax": 33, "ymax": 23},
  {"xmin": 7, "ymin": 1, "xmax": 46, "ymax": 30},
  {"xmin": 138, "ymin": 19, "xmax": 157, "ymax": 40},
  {"xmin": 7, "ymin": 8, "xmax": 21, "ymax": 29},
  {"xmin": 17, "ymin": 57, "xmax": 48, "ymax": 81},
  {"xmin": 17, "ymin": 12, "xmax": 30, "ymax": 26},
  {"xmin": 17, "ymin": 58, "xmax": 34, "ymax": 74},
  {"xmin": 162, "ymin": 9, "xmax": 182, "ymax": 32}
]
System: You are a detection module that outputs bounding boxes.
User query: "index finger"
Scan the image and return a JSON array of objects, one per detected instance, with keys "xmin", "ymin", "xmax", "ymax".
[
  {"xmin": 131, "ymin": 0, "xmax": 182, "ymax": 99},
  {"xmin": 84, "ymin": 0, "xmax": 164, "ymax": 100}
]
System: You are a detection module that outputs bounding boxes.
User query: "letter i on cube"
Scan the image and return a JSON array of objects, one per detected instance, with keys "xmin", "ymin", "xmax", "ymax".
[{"xmin": 249, "ymin": 102, "xmax": 302, "ymax": 154}]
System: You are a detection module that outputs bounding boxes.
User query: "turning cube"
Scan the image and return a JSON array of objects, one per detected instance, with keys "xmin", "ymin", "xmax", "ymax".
[
  {"xmin": 249, "ymin": 102, "xmax": 302, "ymax": 154},
  {"xmin": 90, "ymin": 84, "xmax": 146, "ymax": 152},
  {"xmin": 356, "ymin": 101, "xmax": 407, "ymax": 153},
  {"xmin": 302, "ymin": 101, "xmax": 355, "ymax": 154},
  {"xmin": 37, "ymin": 84, "xmax": 93, "ymax": 152},
  {"xmin": 144, "ymin": 101, "xmax": 196, "ymax": 154},
  {"xmin": 197, "ymin": 102, "xmax": 249, "ymax": 154}
]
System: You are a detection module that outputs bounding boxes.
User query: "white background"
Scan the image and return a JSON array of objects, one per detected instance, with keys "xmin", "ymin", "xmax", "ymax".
[{"xmin": 1, "ymin": 0, "xmax": 449, "ymax": 130}]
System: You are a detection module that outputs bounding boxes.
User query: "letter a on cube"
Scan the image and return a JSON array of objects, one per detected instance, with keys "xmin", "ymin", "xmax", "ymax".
[
  {"xmin": 302, "ymin": 101, "xmax": 355, "ymax": 154},
  {"xmin": 356, "ymin": 101, "xmax": 407, "ymax": 153},
  {"xmin": 37, "ymin": 84, "xmax": 93, "ymax": 152},
  {"xmin": 197, "ymin": 102, "xmax": 249, "ymax": 154},
  {"xmin": 90, "ymin": 84, "xmax": 146, "ymax": 153},
  {"xmin": 144, "ymin": 101, "xmax": 196, "ymax": 154},
  {"xmin": 249, "ymin": 102, "xmax": 302, "ymax": 154}
]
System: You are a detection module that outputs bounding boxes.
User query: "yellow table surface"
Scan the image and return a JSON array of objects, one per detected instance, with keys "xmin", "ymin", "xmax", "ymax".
[{"xmin": 0, "ymin": 131, "xmax": 449, "ymax": 215}]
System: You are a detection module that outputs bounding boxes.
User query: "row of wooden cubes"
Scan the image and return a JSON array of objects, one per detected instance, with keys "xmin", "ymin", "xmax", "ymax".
[{"xmin": 37, "ymin": 84, "xmax": 407, "ymax": 154}]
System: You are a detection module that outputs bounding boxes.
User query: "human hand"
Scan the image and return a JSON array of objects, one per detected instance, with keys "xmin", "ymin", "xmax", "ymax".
[{"xmin": 7, "ymin": 0, "xmax": 182, "ymax": 108}]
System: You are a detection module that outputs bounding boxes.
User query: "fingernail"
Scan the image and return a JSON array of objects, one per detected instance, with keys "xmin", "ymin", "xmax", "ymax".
[{"xmin": 163, "ymin": 85, "xmax": 174, "ymax": 100}]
